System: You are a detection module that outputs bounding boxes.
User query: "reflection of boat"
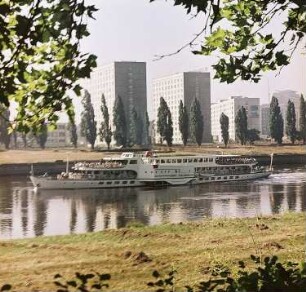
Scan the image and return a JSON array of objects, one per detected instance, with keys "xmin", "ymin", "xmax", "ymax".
[{"xmin": 30, "ymin": 152, "xmax": 271, "ymax": 189}]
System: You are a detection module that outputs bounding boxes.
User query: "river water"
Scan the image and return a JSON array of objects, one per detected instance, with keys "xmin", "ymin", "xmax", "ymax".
[{"xmin": 0, "ymin": 165, "xmax": 305, "ymax": 239}]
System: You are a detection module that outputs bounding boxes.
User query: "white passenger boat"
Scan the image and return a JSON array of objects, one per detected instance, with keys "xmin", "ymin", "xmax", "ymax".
[{"xmin": 30, "ymin": 152, "xmax": 271, "ymax": 189}]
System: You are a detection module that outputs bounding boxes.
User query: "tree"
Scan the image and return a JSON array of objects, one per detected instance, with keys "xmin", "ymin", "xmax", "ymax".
[
  {"xmin": 136, "ymin": 114, "xmax": 144, "ymax": 146},
  {"xmin": 0, "ymin": 106, "xmax": 11, "ymax": 149},
  {"xmin": 0, "ymin": 1, "xmax": 98, "ymax": 133},
  {"xmin": 246, "ymin": 128, "xmax": 260, "ymax": 145},
  {"xmin": 178, "ymin": 100, "xmax": 189, "ymax": 146},
  {"xmin": 219, "ymin": 112, "xmax": 229, "ymax": 147},
  {"xmin": 99, "ymin": 94, "xmax": 112, "ymax": 150},
  {"xmin": 69, "ymin": 123, "xmax": 78, "ymax": 149},
  {"xmin": 129, "ymin": 107, "xmax": 138, "ymax": 147},
  {"xmin": 35, "ymin": 123, "xmax": 48, "ymax": 149},
  {"xmin": 157, "ymin": 97, "xmax": 173, "ymax": 146},
  {"xmin": 152, "ymin": 1, "xmax": 304, "ymax": 84},
  {"xmin": 270, "ymin": 96, "xmax": 284, "ymax": 145},
  {"xmin": 22, "ymin": 133, "xmax": 27, "ymax": 148},
  {"xmin": 286, "ymin": 100, "xmax": 297, "ymax": 144},
  {"xmin": 113, "ymin": 95, "xmax": 127, "ymax": 147},
  {"xmin": 299, "ymin": 95, "xmax": 306, "ymax": 144},
  {"xmin": 143, "ymin": 111, "xmax": 150, "ymax": 146},
  {"xmin": 235, "ymin": 106, "xmax": 248, "ymax": 145},
  {"xmin": 190, "ymin": 98, "xmax": 204, "ymax": 146},
  {"xmin": 80, "ymin": 90, "xmax": 97, "ymax": 150}
]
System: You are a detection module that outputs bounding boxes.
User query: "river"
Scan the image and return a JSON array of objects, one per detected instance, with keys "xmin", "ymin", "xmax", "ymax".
[{"xmin": 0, "ymin": 165, "xmax": 305, "ymax": 239}]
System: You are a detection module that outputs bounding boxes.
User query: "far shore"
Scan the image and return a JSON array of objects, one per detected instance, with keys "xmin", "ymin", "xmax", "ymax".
[{"xmin": 0, "ymin": 144, "xmax": 305, "ymax": 165}]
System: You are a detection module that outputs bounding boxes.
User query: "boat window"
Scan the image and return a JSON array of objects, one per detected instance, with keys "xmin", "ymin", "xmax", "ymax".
[
  {"xmin": 115, "ymin": 181, "xmax": 120, "ymax": 184},
  {"xmin": 107, "ymin": 181, "xmax": 112, "ymax": 185},
  {"xmin": 235, "ymin": 176, "xmax": 239, "ymax": 179},
  {"xmin": 188, "ymin": 158, "xmax": 193, "ymax": 163},
  {"xmin": 172, "ymin": 159, "xmax": 176, "ymax": 163},
  {"xmin": 123, "ymin": 181, "xmax": 127, "ymax": 184},
  {"xmin": 205, "ymin": 178, "xmax": 209, "ymax": 181},
  {"xmin": 94, "ymin": 171, "xmax": 100, "ymax": 175},
  {"xmin": 199, "ymin": 158, "xmax": 203, "ymax": 163},
  {"xmin": 230, "ymin": 176, "xmax": 233, "ymax": 179},
  {"xmin": 130, "ymin": 181, "xmax": 135, "ymax": 184},
  {"xmin": 194, "ymin": 159, "xmax": 198, "ymax": 163},
  {"xmin": 161, "ymin": 159, "xmax": 165, "ymax": 163},
  {"xmin": 224, "ymin": 176, "xmax": 227, "ymax": 179},
  {"xmin": 129, "ymin": 160, "xmax": 137, "ymax": 164},
  {"xmin": 183, "ymin": 159, "xmax": 187, "ymax": 163},
  {"xmin": 177, "ymin": 159, "xmax": 182, "ymax": 163},
  {"xmin": 99, "ymin": 182, "xmax": 104, "ymax": 185},
  {"xmin": 211, "ymin": 177, "xmax": 215, "ymax": 180},
  {"xmin": 209, "ymin": 158, "xmax": 213, "ymax": 162},
  {"xmin": 217, "ymin": 177, "xmax": 221, "ymax": 180}
]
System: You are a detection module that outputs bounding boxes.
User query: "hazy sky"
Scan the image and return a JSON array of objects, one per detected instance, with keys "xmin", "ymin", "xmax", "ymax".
[{"xmin": 79, "ymin": 0, "xmax": 305, "ymax": 117}]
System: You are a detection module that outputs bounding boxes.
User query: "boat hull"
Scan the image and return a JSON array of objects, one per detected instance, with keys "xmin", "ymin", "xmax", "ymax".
[
  {"xmin": 30, "ymin": 176, "xmax": 144, "ymax": 190},
  {"xmin": 194, "ymin": 171, "xmax": 271, "ymax": 184},
  {"xmin": 30, "ymin": 171, "xmax": 271, "ymax": 190}
]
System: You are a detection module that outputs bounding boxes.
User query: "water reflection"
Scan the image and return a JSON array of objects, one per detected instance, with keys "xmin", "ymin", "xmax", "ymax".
[{"xmin": 0, "ymin": 166, "xmax": 305, "ymax": 239}]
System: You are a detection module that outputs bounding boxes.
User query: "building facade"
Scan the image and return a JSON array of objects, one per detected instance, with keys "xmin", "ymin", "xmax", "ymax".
[
  {"xmin": 82, "ymin": 61, "xmax": 147, "ymax": 145},
  {"xmin": 272, "ymin": 90, "xmax": 301, "ymax": 132},
  {"xmin": 260, "ymin": 104, "xmax": 270, "ymax": 137},
  {"xmin": 211, "ymin": 96, "xmax": 260, "ymax": 142},
  {"xmin": 46, "ymin": 123, "xmax": 71, "ymax": 147},
  {"xmin": 152, "ymin": 72, "xmax": 211, "ymax": 144}
]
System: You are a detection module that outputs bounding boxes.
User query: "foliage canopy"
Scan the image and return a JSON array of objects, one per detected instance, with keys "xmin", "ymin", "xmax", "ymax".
[
  {"xmin": 151, "ymin": 0, "xmax": 305, "ymax": 83},
  {"xmin": 0, "ymin": 0, "xmax": 97, "ymax": 132}
]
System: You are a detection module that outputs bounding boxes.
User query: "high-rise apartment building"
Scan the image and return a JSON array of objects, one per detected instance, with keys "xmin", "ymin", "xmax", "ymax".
[
  {"xmin": 260, "ymin": 104, "xmax": 270, "ymax": 137},
  {"xmin": 211, "ymin": 96, "xmax": 260, "ymax": 142},
  {"xmin": 82, "ymin": 62, "xmax": 147, "ymax": 145},
  {"xmin": 272, "ymin": 90, "xmax": 301, "ymax": 131},
  {"xmin": 152, "ymin": 72, "xmax": 211, "ymax": 144}
]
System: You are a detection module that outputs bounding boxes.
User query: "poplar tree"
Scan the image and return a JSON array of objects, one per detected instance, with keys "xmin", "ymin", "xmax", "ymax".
[
  {"xmin": 99, "ymin": 94, "xmax": 112, "ymax": 150},
  {"xmin": 299, "ymin": 95, "xmax": 306, "ymax": 144},
  {"xmin": 136, "ymin": 114, "xmax": 144, "ymax": 146},
  {"xmin": 113, "ymin": 95, "xmax": 127, "ymax": 147},
  {"xmin": 190, "ymin": 98, "xmax": 204, "ymax": 146},
  {"xmin": 270, "ymin": 96, "xmax": 284, "ymax": 145},
  {"xmin": 80, "ymin": 90, "xmax": 97, "ymax": 150},
  {"xmin": 129, "ymin": 107, "xmax": 138, "ymax": 146},
  {"xmin": 70, "ymin": 122, "xmax": 78, "ymax": 148},
  {"xmin": 0, "ymin": 105, "xmax": 11, "ymax": 149},
  {"xmin": 235, "ymin": 106, "xmax": 248, "ymax": 145},
  {"xmin": 178, "ymin": 100, "xmax": 189, "ymax": 146},
  {"xmin": 286, "ymin": 100, "xmax": 297, "ymax": 144},
  {"xmin": 157, "ymin": 97, "xmax": 173, "ymax": 146},
  {"xmin": 143, "ymin": 111, "xmax": 150, "ymax": 146},
  {"xmin": 36, "ymin": 123, "xmax": 48, "ymax": 149},
  {"xmin": 220, "ymin": 112, "xmax": 229, "ymax": 147}
]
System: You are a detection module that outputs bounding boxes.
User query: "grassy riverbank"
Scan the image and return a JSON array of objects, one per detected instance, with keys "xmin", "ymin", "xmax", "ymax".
[
  {"xmin": 0, "ymin": 144, "xmax": 305, "ymax": 164},
  {"xmin": 0, "ymin": 212, "xmax": 305, "ymax": 291}
]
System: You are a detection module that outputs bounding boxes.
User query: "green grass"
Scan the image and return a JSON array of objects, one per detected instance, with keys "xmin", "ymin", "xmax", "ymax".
[{"xmin": 0, "ymin": 212, "xmax": 305, "ymax": 291}]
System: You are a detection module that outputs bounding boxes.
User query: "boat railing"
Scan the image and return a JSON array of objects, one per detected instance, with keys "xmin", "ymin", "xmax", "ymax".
[
  {"xmin": 74, "ymin": 161, "xmax": 124, "ymax": 169},
  {"xmin": 215, "ymin": 157, "xmax": 257, "ymax": 165}
]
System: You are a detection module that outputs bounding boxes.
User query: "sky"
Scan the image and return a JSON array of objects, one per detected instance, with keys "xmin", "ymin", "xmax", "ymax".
[{"xmin": 79, "ymin": 0, "xmax": 305, "ymax": 118}]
